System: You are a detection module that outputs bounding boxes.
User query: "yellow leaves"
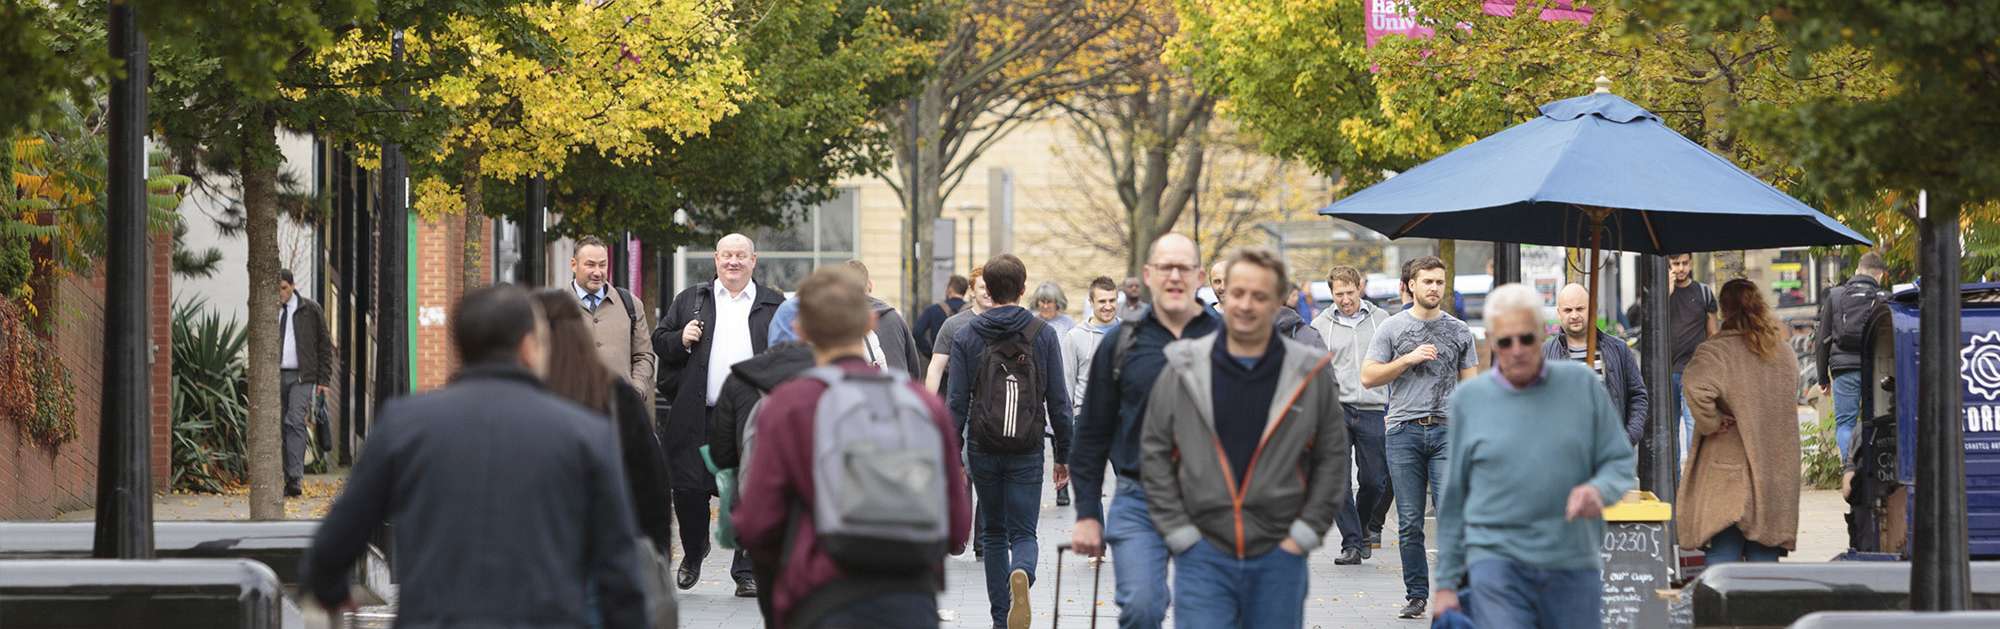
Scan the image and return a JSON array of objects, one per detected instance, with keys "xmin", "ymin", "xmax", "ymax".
[{"xmin": 413, "ymin": 177, "xmax": 460, "ymax": 220}]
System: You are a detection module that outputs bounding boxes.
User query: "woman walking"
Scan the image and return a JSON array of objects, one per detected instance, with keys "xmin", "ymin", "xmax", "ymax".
[{"xmin": 1677, "ymin": 279, "xmax": 1800, "ymax": 564}]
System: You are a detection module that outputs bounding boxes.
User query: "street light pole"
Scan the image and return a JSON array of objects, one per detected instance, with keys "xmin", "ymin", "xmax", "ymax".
[
  {"xmin": 1913, "ymin": 190, "xmax": 1969, "ymax": 611},
  {"xmin": 375, "ymin": 30, "xmax": 410, "ymax": 403},
  {"xmin": 94, "ymin": 0, "xmax": 154, "ymax": 559}
]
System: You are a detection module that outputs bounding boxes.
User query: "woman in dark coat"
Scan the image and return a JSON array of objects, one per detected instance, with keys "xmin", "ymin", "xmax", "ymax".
[
  {"xmin": 531, "ymin": 290, "xmax": 674, "ymax": 547},
  {"xmin": 650, "ymin": 272, "xmax": 784, "ymax": 593}
]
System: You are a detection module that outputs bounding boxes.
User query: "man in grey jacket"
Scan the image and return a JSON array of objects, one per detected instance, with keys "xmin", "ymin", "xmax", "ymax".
[
  {"xmin": 1310, "ymin": 266, "xmax": 1393, "ymax": 565},
  {"xmin": 1141, "ymin": 248, "xmax": 1347, "ymax": 629},
  {"xmin": 1062, "ymin": 276, "xmax": 1122, "ymax": 417}
]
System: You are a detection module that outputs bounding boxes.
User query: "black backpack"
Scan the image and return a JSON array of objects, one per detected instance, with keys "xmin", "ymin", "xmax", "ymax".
[
  {"xmin": 968, "ymin": 319, "xmax": 1048, "ymax": 454},
  {"xmin": 1830, "ymin": 279, "xmax": 1888, "ymax": 352}
]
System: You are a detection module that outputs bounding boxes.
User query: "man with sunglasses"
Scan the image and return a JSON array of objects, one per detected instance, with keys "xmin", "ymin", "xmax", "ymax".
[
  {"xmin": 1360, "ymin": 255, "xmax": 1479, "ymax": 620},
  {"xmin": 1430, "ymin": 284, "xmax": 1636, "ymax": 627}
]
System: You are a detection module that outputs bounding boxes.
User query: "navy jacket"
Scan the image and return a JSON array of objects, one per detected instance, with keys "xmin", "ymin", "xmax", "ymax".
[
  {"xmin": 946, "ymin": 304, "xmax": 1073, "ymax": 463},
  {"xmin": 1543, "ymin": 331, "xmax": 1650, "ymax": 445},
  {"xmin": 302, "ymin": 364, "xmax": 647, "ymax": 628},
  {"xmin": 1070, "ymin": 305, "xmax": 1221, "ymax": 522}
]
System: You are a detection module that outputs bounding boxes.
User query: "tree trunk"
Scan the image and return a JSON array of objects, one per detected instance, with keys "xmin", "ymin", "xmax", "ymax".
[
  {"xmin": 241, "ymin": 112, "xmax": 285, "ymax": 520},
  {"xmin": 892, "ymin": 85, "xmax": 947, "ymax": 315},
  {"xmin": 462, "ymin": 151, "xmax": 485, "ymax": 289}
]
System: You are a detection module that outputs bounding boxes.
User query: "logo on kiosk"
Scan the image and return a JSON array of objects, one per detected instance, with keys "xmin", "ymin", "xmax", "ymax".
[{"xmin": 1964, "ymin": 331, "xmax": 2000, "ymax": 436}]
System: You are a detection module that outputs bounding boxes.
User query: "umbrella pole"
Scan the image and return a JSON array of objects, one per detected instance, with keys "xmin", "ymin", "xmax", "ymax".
[{"xmin": 1585, "ymin": 210, "xmax": 1608, "ymax": 366}]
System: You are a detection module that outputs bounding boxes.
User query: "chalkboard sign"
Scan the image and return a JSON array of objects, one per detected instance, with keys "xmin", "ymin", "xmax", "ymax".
[{"xmin": 1601, "ymin": 521, "xmax": 1673, "ymax": 628}]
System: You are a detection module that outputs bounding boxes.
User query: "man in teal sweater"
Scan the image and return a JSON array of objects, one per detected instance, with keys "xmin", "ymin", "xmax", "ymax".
[{"xmin": 1432, "ymin": 284, "xmax": 1636, "ymax": 628}]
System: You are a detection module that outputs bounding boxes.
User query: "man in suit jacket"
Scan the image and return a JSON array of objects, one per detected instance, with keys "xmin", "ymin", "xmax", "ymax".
[
  {"xmin": 570, "ymin": 236, "xmax": 658, "ymax": 405},
  {"xmin": 651, "ymin": 233, "xmax": 785, "ymax": 597},
  {"xmin": 302, "ymin": 284, "xmax": 650, "ymax": 628},
  {"xmin": 278, "ymin": 269, "xmax": 335, "ymax": 498}
]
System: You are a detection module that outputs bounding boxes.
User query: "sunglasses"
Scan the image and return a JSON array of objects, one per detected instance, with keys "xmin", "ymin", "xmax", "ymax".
[{"xmin": 1492, "ymin": 333, "xmax": 1537, "ymax": 350}]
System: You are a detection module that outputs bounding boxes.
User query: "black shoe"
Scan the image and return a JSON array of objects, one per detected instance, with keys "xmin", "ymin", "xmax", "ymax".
[
  {"xmin": 1398, "ymin": 598, "xmax": 1426, "ymax": 619},
  {"xmin": 284, "ymin": 484, "xmax": 303, "ymax": 498},
  {"xmin": 1055, "ymin": 485, "xmax": 1070, "ymax": 507},
  {"xmin": 1360, "ymin": 544, "xmax": 1372, "ymax": 559},
  {"xmin": 1335, "ymin": 547, "xmax": 1363, "ymax": 565},
  {"xmin": 734, "ymin": 578, "xmax": 758, "ymax": 598},
  {"xmin": 1366, "ymin": 531, "xmax": 1382, "ymax": 548},
  {"xmin": 677, "ymin": 561, "xmax": 701, "ymax": 590}
]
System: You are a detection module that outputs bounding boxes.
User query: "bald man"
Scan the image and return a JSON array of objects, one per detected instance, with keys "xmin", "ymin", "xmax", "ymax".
[
  {"xmin": 652, "ymin": 233, "xmax": 786, "ymax": 596},
  {"xmin": 1543, "ymin": 284, "xmax": 1648, "ymax": 445},
  {"xmin": 1070, "ymin": 233, "xmax": 1220, "ymax": 629}
]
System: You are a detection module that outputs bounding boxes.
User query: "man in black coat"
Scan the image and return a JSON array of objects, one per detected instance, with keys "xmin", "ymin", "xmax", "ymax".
[
  {"xmin": 278, "ymin": 269, "xmax": 335, "ymax": 498},
  {"xmin": 302, "ymin": 284, "xmax": 649, "ymax": 628},
  {"xmin": 1543, "ymin": 283, "xmax": 1649, "ymax": 445},
  {"xmin": 651, "ymin": 233, "xmax": 785, "ymax": 597}
]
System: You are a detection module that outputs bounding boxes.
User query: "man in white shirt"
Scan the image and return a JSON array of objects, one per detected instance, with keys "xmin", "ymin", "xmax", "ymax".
[
  {"xmin": 277, "ymin": 269, "xmax": 334, "ymax": 498},
  {"xmin": 653, "ymin": 233, "xmax": 786, "ymax": 597}
]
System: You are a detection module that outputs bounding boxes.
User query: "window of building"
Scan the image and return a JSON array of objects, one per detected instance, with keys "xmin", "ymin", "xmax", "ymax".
[{"xmin": 677, "ymin": 188, "xmax": 859, "ymax": 294}]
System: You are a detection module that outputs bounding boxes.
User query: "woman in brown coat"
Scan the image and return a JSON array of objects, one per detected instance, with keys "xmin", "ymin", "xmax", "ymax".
[{"xmin": 1678, "ymin": 279, "xmax": 1801, "ymax": 564}]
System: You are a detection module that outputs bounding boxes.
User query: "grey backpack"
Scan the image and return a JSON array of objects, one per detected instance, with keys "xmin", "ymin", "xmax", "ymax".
[{"xmin": 802, "ymin": 366, "xmax": 950, "ymax": 573}]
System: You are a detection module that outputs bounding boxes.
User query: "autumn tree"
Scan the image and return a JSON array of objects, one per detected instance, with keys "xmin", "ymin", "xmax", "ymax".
[
  {"xmin": 1053, "ymin": 0, "xmax": 1217, "ymax": 278},
  {"xmin": 872, "ymin": 0, "xmax": 1140, "ymax": 310},
  {"xmin": 553, "ymin": 0, "xmax": 938, "ymax": 244}
]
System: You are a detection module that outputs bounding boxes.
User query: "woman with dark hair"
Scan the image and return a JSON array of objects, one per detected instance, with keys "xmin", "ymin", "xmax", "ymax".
[
  {"xmin": 531, "ymin": 289, "xmax": 674, "ymax": 549},
  {"xmin": 1677, "ymin": 279, "xmax": 1801, "ymax": 565}
]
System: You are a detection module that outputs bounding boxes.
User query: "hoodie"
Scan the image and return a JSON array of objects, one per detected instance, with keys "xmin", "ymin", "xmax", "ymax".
[
  {"xmin": 1062, "ymin": 318, "xmax": 1114, "ymax": 417},
  {"xmin": 708, "ymin": 342, "xmax": 816, "ymax": 470},
  {"xmin": 1275, "ymin": 306, "xmax": 1326, "ymax": 350},
  {"xmin": 866, "ymin": 297, "xmax": 925, "ymax": 379},
  {"xmin": 945, "ymin": 304, "xmax": 1074, "ymax": 463},
  {"xmin": 1310, "ymin": 302, "xmax": 1390, "ymax": 410}
]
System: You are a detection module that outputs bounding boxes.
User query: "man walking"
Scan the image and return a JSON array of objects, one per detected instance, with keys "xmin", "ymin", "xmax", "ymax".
[
  {"xmin": 1361, "ymin": 255, "xmax": 1479, "ymax": 619},
  {"xmin": 1432, "ymin": 284, "xmax": 1637, "ymax": 627},
  {"xmin": 571, "ymin": 236, "xmax": 657, "ymax": 404},
  {"xmin": 303, "ymin": 284, "xmax": 650, "ymax": 628},
  {"xmin": 1140, "ymin": 248, "xmax": 1346, "ymax": 629},
  {"xmin": 1311, "ymin": 266, "xmax": 1392, "ymax": 566},
  {"xmin": 1056, "ymin": 276, "xmax": 1120, "ymax": 508},
  {"xmin": 1816, "ymin": 252, "xmax": 1889, "ymax": 463},
  {"xmin": 1663, "ymin": 252, "xmax": 1719, "ymax": 458},
  {"xmin": 1545, "ymin": 283, "xmax": 1649, "ymax": 445},
  {"xmin": 653, "ymin": 233, "xmax": 785, "ymax": 596},
  {"xmin": 916, "ymin": 274, "xmax": 970, "ymax": 357},
  {"xmin": 947, "ymin": 254, "xmax": 1073, "ymax": 629},
  {"xmin": 1069, "ymin": 234, "xmax": 1220, "ymax": 629},
  {"xmin": 733, "ymin": 268, "xmax": 971, "ymax": 629},
  {"xmin": 277, "ymin": 269, "xmax": 334, "ymax": 498}
]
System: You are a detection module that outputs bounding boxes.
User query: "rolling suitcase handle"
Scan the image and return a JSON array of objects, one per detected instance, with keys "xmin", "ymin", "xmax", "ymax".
[{"xmin": 1053, "ymin": 543, "xmax": 1104, "ymax": 628}]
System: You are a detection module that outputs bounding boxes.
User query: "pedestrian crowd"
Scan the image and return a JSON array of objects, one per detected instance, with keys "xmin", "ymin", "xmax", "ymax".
[{"xmin": 297, "ymin": 232, "xmax": 1858, "ymax": 629}]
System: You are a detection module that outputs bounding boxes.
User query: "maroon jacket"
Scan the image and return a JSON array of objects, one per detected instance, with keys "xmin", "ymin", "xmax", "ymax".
[{"xmin": 732, "ymin": 357, "xmax": 972, "ymax": 628}]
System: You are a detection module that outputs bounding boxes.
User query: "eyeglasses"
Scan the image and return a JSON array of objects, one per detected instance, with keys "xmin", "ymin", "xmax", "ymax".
[
  {"xmin": 1492, "ymin": 333, "xmax": 1537, "ymax": 350},
  {"xmin": 1148, "ymin": 263, "xmax": 1197, "ymax": 277}
]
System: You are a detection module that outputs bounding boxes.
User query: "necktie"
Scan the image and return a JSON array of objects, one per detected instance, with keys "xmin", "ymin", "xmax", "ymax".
[
  {"xmin": 586, "ymin": 294, "xmax": 602, "ymax": 313},
  {"xmin": 278, "ymin": 303, "xmax": 292, "ymax": 359}
]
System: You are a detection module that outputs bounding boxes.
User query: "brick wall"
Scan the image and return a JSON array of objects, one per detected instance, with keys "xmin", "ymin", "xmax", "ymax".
[
  {"xmin": 413, "ymin": 215, "xmax": 492, "ymax": 392},
  {"xmin": 0, "ymin": 232, "xmax": 172, "ymax": 519}
]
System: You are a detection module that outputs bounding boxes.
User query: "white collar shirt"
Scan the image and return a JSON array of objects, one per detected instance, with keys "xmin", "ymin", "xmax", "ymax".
[
  {"xmin": 706, "ymin": 279, "xmax": 758, "ymax": 405},
  {"xmin": 280, "ymin": 294, "xmax": 300, "ymax": 370}
]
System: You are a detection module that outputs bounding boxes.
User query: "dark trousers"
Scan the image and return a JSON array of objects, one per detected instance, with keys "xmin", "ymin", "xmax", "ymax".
[
  {"xmin": 280, "ymin": 370, "xmax": 311, "ymax": 488},
  {"xmin": 812, "ymin": 591, "xmax": 940, "ymax": 629},
  {"xmin": 970, "ymin": 449, "xmax": 1044, "ymax": 626},
  {"xmin": 1333, "ymin": 405, "xmax": 1390, "ymax": 550},
  {"xmin": 671, "ymin": 488, "xmax": 753, "ymax": 582}
]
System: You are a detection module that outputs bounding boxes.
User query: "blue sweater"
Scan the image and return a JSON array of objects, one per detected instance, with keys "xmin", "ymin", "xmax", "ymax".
[
  {"xmin": 1434, "ymin": 361, "xmax": 1637, "ymax": 589},
  {"xmin": 947, "ymin": 305, "xmax": 1073, "ymax": 463}
]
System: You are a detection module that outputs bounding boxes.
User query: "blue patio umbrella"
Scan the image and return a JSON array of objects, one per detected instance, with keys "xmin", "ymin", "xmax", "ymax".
[{"xmin": 1319, "ymin": 78, "xmax": 1870, "ymax": 361}]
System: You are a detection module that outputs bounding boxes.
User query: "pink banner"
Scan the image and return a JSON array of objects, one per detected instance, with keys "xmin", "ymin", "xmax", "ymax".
[
  {"xmin": 1366, "ymin": 0, "xmax": 1592, "ymax": 48},
  {"xmin": 627, "ymin": 233, "xmax": 643, "ymax": 295}
]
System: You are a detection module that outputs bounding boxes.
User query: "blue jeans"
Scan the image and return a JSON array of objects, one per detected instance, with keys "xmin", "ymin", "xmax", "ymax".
[
  {"xmin": 1105, "ymin": 478, "xmax": 1171, "ymax": 629},
  {"xmin": 812, "ymin": 591, "xmax": 940, "ymax": 629},
  {"xmin": 1675, "ymin": 372, "xmax": 1692, "ymax": 462},
  {"xmin": 971, "ymin": 449, "xmax": 1044, "ymax": 626},
  {"xmin": 1704, "ymin": 525, "xmax": 1783, "ymax": 565},
  {"xmin": 1832, "ymin": 369, "xmax": 1862, "ymax": 464},
  {"xmin": 1334, "ymin": 405, "xmax": 1390, "ymax": 551},
  {"xmin": 1464, "ymin": 559, "xmax": 1601, "ymax": 629},
  {"xmin": 1173, "ymin": 541, "xmax": 1308, "ymax": 629},
  {"xmin": 1387, "ymin": 421, "xmax": 1449, "ymax": 600}
]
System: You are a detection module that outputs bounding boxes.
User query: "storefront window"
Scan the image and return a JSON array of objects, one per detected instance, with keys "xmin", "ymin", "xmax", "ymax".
[{"xmin": 679, "ymin": 188, "xmax": 858, "ymax": 293}]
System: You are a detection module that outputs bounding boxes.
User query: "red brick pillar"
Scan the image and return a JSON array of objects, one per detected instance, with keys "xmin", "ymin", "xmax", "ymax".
[{"xmin": 150, "ymin": 230, "xmax": 172, "ymax": 487}]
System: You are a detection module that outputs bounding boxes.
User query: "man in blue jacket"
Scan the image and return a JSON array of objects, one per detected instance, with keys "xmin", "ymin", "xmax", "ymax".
[
  {"xmin": 948, "ymin": 253, "xmax": 1074, "ymax": 629},
  {"xmin": 1067, "ymin": 234, "xmax": 1220, "ymax": 629},
  {"xmin": 1543, "ymin": 283, "xmax": 1649, "ymax": 445}
]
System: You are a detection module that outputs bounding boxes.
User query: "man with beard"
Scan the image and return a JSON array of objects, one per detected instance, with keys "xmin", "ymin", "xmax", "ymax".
[
  {"xmin": 1361, "ymin": 255, "xmax": 1479, "ymax": 619},
  {"xmin": 653, "ymin": 233, "xmax": 785, "ymax": 597}
]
